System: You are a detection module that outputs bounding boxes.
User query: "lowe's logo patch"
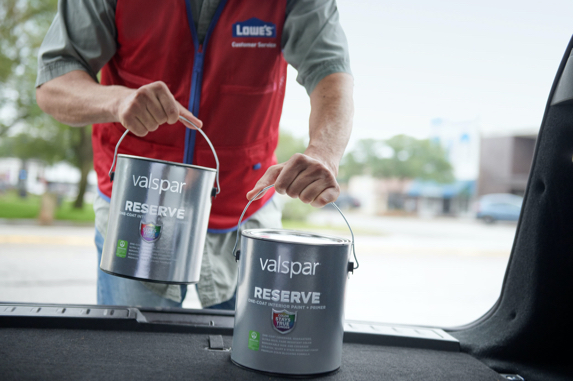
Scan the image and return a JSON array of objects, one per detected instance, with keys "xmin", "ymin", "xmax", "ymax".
[{"xmin": 233, "ymin": 18, "xmax": 276, "ymax": 38}]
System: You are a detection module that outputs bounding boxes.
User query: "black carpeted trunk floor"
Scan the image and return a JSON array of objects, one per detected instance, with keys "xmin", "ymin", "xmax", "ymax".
[{"xmin": 0, "ymin": 328, "xmax": 504, "ymax": 380}]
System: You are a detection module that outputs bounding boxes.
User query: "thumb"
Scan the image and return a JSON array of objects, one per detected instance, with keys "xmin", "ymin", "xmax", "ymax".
[
  {"xmin": 246, "ymin": 165, "xmax": 282, "ymax": 201},
  {"xmin": 177, "ymin": 103, "xmax": 203, "ymax": 129}
]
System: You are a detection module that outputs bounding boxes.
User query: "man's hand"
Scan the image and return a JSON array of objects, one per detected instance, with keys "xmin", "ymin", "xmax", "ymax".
[
  {"xmin": 36, "ymin": 70, "xmax": 202, "ymax": 130},
  {"xmin": 246, "ymin": 152, "xmax": 340, "ymax": 208},
  {"xmin": 246, "ymin": 72, "xmax": 353, "ymax": 208},
  {"xmin": 116, "ymin": 81, "xmax": 202, "ymax": 136}
]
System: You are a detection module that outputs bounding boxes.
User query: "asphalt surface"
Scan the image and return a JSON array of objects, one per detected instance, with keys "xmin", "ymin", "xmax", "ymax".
[{"xmin": 0, "ymin": 212, "xmax": 516, "ymax": 327}]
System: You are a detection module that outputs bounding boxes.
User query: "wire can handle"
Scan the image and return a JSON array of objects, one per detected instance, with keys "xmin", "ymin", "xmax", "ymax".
[
  {"xmin": 231, "ymin": 184, "xmax": 359, "ymax": 272},
  {"xmin": 108, "ymin": 116, "xmax": 221, "ymax": 196}
]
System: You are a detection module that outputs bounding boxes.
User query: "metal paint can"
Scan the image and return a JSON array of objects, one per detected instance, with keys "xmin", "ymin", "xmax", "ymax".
[
  {"xmin": 231, "ymin": 228, "xmax": 353, "ymax": 376},
  {"xmin": 100, "ymin": 154, "xmax": 216, "ymax": 283},
  {"xmin": 100, "ymin": 118, "xmax": 219, "ymax": 284}
]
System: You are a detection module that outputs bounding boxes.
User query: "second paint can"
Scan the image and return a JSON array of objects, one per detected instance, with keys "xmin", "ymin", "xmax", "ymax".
[{"xmin": 231, "ymin": 228, "xmax": 352, "ymax": 376}]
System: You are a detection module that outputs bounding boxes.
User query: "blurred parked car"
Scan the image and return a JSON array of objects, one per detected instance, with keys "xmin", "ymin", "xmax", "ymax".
[
  {"xmin": 333, "ymin": 193, "xmax": 361, "ymax": 210},
  {"xmin": 476, "ymin": 193, "xmax": 523, "ymax": 223}
]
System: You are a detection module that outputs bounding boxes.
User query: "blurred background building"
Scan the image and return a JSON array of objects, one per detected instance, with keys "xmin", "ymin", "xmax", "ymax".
[
  {"xmin": 0, "ymin": 158, "xmax": 96, "ymax": 201},
  {"xmin": 477, "ymin": 129, "xmax": 538, "ymax": 197}
]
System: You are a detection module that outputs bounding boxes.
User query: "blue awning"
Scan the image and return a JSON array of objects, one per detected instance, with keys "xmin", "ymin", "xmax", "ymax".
[{"xmin": 407, "ymin": 180, "xmax": 475, "ymax": 198}]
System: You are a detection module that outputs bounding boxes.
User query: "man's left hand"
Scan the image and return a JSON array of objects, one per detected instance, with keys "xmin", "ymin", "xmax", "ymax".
[
  {"xmin": 246, "ymin": 152, "xmax": 339, "ymax": 208},
  {"xmin": 246, "ymin": 72, "xmax": 352, "ymax": 208}
]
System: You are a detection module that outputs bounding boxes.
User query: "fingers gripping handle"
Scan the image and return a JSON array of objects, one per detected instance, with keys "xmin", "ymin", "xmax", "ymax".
[
  {"xmin": 107, "ymin": 116, "xmax": 221, "ymax": 197},
  {"xmin": 231, "ymin": 184, "xmax": 359, "ymax": 272}
]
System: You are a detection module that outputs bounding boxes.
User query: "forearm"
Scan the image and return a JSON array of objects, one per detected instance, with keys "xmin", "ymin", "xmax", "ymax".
[
  {"xmin": 246, "ymin": 72, "xmax": 353, "ymax": 206},
  {"xmin": 305, "ymin": 72, "xmax": 354, "ymax": 176},
  {"xmin": 36, "ymin": 70, "xmax": 129, "ymax": 127},
  {"xmin": 36, "ymin": 70, "xmax": 201, "ymax": 135}
]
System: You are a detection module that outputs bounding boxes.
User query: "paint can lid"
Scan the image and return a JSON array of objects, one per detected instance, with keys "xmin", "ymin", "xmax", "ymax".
[{"xmin": 242, "ymin": 228, "xmax": 350, "ymax": 246}]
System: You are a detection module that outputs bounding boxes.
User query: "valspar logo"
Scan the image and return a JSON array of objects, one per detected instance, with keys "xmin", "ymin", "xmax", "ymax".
[
  {"xmin": 132, "ymin": 174, "xmax": 185, "ymax": 194},
  {"xmin": 233, "ymin": 18, "xmax": 276, "ymax": 38},
  {"xmin": 260, "ymin": 256, "xmax": 319, "ymax": 278}
]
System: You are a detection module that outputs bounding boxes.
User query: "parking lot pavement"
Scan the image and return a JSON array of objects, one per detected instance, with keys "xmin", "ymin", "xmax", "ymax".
[
  {"xmin": 0, "ymin": 224, "xmax": 98, "ymax": 305},
  {"xmin": 0, "ymin": 223, "xmax": 204, "ymax": 308},
  {"xmin": 306, "ymin": 211, "xmax": 516, "ymax": 326},
  {"xmin": 0, "ymin": 213, "xmax": 517, "ymax": 327}
]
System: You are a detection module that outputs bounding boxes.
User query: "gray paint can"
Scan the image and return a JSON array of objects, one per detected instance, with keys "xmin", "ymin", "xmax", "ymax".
[
  {"xmin": 231, "ymin": 228, "xmax": 352, "ymax": 376},
  {"xmin": 100, "ymin": 154, "xmax": 216, "ymax": 284}
]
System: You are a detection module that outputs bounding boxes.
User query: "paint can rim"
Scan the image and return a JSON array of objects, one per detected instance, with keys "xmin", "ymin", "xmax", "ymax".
[
  {"xmin": 117, "ymin": 154, "xmax": 217, "ymax": 173},
  {"xmin": 99, "ymin": 268, "xmax": 199, "ymax": 285},
  {"xmin": 241, "ymin": 228, "xmax": 351, "ymax": 246},
  {"xmin": 231, "ymin": 358, "xmax": 341, "ymax": 378}
]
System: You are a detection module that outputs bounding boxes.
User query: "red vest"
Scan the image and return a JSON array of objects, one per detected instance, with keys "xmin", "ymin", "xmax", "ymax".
[{"xmin": 93, "ymin": 0, "xmax": 287, "ymax": 232}]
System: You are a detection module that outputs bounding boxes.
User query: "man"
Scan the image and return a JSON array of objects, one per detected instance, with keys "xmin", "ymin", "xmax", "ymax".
[{"xmin": 36, "ymin": 0, "xmax": 353, "ymax": 309}]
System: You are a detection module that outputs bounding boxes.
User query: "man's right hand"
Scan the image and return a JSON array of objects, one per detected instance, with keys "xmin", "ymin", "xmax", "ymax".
[
  {"xmin": 116, "ymin": 81, "xmax": 202, "ymax": 136},
  {"xmin": 36, "ymin": 70, "xmax": 202, "ymax": 131}
]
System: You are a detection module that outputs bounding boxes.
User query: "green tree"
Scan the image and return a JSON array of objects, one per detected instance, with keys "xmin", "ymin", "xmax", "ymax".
[
  {"xmin": 0, "ymin": 0, "xmax": 56, "ymax": 137},
  {"xmin": 0, "ymin": 0, "xmax": 93, "ymax": 208},
  {"xmin": 275, "ymin": 129, "xmax": 306, "ymax": 163},
  {"xmin": 377, "ymin": 135, "xmax": 454, "ymax": 182},
  {"xmin": 338, "ymin": 139, "xmax": 379, "ymax": 181},
  {"xmin": 339, "ymin": 135, "xmax": 454, "ymax": 183}
]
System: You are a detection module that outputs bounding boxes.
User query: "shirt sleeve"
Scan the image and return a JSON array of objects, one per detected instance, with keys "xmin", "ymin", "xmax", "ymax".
[
  {"xmin": 282, "ymin": 0, "xmax": 352, "ymax": 95},
  {"xmin": 36, "ymin": 0, "xmax": 117, "ymax": 87}
]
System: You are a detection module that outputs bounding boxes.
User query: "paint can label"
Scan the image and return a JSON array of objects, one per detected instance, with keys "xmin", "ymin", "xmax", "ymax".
[
  {"xmin": 140, "ymin": 222, "xmax": 162, "ymax": 242},
  {"xmin": 100, "ymin": 156, "xmax": 215, "ymax": 283},
  {"xmin": 248, "ymin": 330, "xmax": 260, "ymax": 351},
  {"xmin": 272, "ymin": 309, "xmax": 297, "ymax": 334},
  {"xmin": 115, "ymin": 240, "xmax": 128, "ymax": 258}
]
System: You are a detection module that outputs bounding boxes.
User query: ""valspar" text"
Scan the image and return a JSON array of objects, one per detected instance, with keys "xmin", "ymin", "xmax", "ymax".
[
  {"xmin": 132, "ymin": 174, "xmax": 186, "ymax": 194},
  {"xmin": 260, "ymin": 256, "xmax": 320, "ymax": 278}
]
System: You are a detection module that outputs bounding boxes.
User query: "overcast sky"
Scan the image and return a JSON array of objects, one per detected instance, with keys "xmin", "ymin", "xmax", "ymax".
[{"xmin": 279, "ymin": 0, "xmax": 573, "ymax": 146}]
